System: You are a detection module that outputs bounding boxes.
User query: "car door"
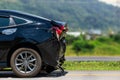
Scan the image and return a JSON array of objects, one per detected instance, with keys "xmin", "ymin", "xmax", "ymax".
[{"xmin": 0, "ymin": 16, "xmax": 17, "ymax": 60}]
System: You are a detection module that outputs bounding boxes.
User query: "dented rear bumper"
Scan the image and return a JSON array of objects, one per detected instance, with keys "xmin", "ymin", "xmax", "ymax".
[{"xmin": 37, "ymin": 38, "xmax": 66, "ymax": 67}]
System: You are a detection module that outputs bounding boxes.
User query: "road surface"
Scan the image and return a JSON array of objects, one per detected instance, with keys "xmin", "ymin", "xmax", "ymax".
[
  {"xmin": 66, "ymin": 56, "xmax": 120, "ymax": 61},
  {"xmin": 0, "ymin": 71, "xmax": 120, "ymax": 80}
]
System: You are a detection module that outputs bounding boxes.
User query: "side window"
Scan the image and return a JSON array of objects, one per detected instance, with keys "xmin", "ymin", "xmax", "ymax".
[
  {"xmin": 13, "ymin": 17, "xmax": 27, "ymax": 25},
  {"xmin": 0, "ymin": 17, "xmax": 9, "ymax": 27}
]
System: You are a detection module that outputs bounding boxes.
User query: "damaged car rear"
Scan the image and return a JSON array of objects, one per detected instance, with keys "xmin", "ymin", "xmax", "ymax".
[{"xmin": 0, "ymin": 10, "xmax": 68, "ymax": 77}]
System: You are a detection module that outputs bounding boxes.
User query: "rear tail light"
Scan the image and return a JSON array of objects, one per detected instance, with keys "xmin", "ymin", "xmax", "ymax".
[
  {"xmin": 51, "ymin": 25, "xmax": 67, "ymax": 39},
  {"xmin": 53, "ymin": 27, "xmax": 62, "ymax": 35}
]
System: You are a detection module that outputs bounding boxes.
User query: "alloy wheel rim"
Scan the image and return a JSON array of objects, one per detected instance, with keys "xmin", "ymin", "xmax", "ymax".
[{"xmin": 15, "ymin": 51, "xmax": 37, "ymax": 73}]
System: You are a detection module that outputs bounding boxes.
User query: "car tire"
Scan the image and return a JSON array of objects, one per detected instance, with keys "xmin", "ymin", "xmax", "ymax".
[{"xmin": 10, "ymin": 48, "xmax": 42, "ymax": 77}]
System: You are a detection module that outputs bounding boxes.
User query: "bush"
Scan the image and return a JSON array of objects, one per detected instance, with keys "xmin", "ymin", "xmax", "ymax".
[
  {"xmin": 97, "ymin": 36, "xmax": 112, "ymax": 43},
  {"xmin": 66, "ymin": 35, "xmax": 79, "ymax": 45},
  {"xmin": 113, "ymin": 34, "xmax": 120, "ymax": 43},
  {"xmin": 73, "ymin": 40, "xmax": 95, "ymax": 52}
]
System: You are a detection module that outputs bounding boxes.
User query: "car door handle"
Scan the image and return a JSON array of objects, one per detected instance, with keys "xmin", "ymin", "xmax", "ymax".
[{"xmin": 2, "ymin": 28, "xmax": 17, "ymax": 35}]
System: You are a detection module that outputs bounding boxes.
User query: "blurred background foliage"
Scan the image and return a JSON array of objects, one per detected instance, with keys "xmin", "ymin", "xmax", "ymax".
[
  {"xmin": 0, "ymin": 0, "xmax": 119, "ymax": 32},
  {"xmin": 66, "ymin": 32, "xmax": 120, "ymax": 56}
]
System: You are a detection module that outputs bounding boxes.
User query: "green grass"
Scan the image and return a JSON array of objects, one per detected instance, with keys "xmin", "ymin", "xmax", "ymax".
[
  {"xmin": 66, "ymin": 35, "xmax": 120, "ymax": 56},
  {"xmin": 66, "ymin": 42, "xmax": 120, "ymax": 56},
  {"xmin": 0, "ymin": 68, "xmax": 11, "ymax": 71},
  {"xmin": 63, "ymin": 61, "xmax": 120, "ymax": 71}
]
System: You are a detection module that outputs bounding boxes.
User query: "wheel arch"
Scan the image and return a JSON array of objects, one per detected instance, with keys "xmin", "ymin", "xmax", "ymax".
[{"xmin": 7, "ymin": 42, "xmax": 42, "ymax": 67}]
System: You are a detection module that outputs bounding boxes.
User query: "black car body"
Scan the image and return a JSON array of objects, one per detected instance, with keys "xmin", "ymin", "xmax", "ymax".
[{"xmin": 0, "ymin": 10, "xmax": 68, "ymax": 77}]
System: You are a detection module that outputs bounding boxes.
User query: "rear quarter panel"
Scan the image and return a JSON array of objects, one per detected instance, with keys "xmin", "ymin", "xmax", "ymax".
[{"xmin": 16, "ymin": 23, "xmax": 53, "ymax": 43}]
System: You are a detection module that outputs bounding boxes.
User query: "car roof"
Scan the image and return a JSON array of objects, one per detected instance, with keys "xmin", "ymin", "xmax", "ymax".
[{"xmin": 0, "ymin": 10, "xmax": 51, "ymax": 23}]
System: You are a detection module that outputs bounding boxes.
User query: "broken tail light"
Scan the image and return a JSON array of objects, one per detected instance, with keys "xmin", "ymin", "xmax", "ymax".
[
  {"xmin": 51, "ymin": 25, "xmax": 68, "ymax": 40},
  {"xmin": 50, "ymin": 20, "xmax": 68, "ymax": 40}
]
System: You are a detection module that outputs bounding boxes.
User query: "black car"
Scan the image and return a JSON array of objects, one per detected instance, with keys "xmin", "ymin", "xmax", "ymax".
[{"xmin": 0, "ymin": 10, "xmax": 68, "ymax": 77}]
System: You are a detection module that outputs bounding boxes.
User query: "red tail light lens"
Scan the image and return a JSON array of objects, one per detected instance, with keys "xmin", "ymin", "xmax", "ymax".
[
  {"xmin": 60, "ymin": 25, "xmax": 65, "ymax": 31},
  {"xmin": 56, "ymin": 28, "xmax": 62, "ymax": 35},
  {"xmin": 52, "ymin": 26, "xmax": 64, "ymax": 35},
  {"xmin": 51, "ymin": 24, "xmax": 68, "ymax": 40},
  {"xmin": 52, "ymin": 26, "xmax": 65, "ymax": 39}
]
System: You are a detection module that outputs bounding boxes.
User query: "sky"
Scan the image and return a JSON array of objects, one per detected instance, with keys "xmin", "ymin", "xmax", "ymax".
[{"xmin": 99, "ymin": 0, "xmax": 120, "ymax": 7}]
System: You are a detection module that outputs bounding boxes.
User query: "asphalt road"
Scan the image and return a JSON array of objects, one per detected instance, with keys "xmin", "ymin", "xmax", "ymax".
[
  {"xmin": 0, "ymin": 71, "xmax": 120, "ymax": 80},
  {"xmin": 66, "ymin": 56, "xmax": 120, "ymax": 61}
]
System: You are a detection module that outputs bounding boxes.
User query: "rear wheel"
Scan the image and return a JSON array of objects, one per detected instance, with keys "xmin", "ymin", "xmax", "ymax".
[{"xmin": 10, "ymin": 48, "xmax": 42, "ymax": 77}]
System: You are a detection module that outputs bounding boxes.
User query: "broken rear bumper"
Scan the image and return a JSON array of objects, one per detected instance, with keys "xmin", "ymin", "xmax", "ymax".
[{"xmin": 37, "ymin": 38, "xmax": 66, "ymax": 67}]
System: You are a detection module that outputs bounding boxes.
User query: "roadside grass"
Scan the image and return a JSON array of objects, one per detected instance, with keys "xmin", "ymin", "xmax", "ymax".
[
  {"xmin": 66, "ymin": 42, "xmax": 120, "ymax": 56},
  {"xmin": 63, "ymin": 61, "xmax": 120, "ymax": 71},
  {"xmin": 66, "ymin": 35, "xmax": 120, "ymax": 56}
]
